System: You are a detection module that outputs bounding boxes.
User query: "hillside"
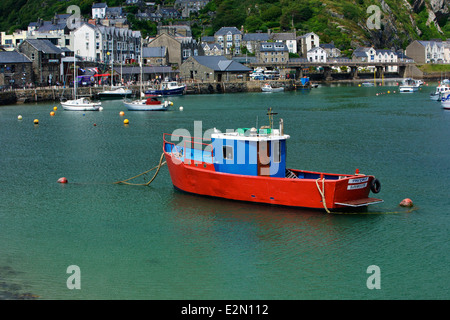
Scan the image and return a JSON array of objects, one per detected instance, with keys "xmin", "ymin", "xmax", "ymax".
[{"xmin": 0, "ymin": 0, "xmax": 448, "ymax": 51}]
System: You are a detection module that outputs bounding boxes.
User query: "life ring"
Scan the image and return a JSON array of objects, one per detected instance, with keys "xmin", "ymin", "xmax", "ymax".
[{"xmin": 370, "ymin": 178, "xmax": 381, "ymax": 194}]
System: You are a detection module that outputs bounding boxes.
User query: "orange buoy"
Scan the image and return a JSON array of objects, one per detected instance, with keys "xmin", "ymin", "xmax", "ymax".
[
  {"xmin": 57, "ymin": 177, "xmax": 68, "ymax": 184},
  {"xmin": 399, "ymin": 198, "xmax": 413, "ymax": 207},
  {"xmin": 50, "ymin": 111, "xmax": 55, "ymax": 116},
  {"xmin": 119, "ymin": 111, "xmax": 125, "ymax": 116}
]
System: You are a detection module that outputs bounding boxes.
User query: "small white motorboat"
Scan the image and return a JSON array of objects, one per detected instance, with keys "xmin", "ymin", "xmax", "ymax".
[
  {"xmin": 124, "ymin": 95, "xmax": 173, "ymax": 111},
  {"xmin": 261, "ymin": 83, "xmax": 284, "ymax": 92},
  {"xmin": 98, "ymin": 86, "xmax": 132, "ymax": 100},
  {"xmin": 399, "ymin": 78, "xmax": 421, "ymax": 93}
]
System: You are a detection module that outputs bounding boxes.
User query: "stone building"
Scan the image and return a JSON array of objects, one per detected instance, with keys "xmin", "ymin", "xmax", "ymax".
[
  {"xmin": 257, "ymin": 42, "xmax": 289, "ymax": 64},
  {"xmin": 147, "ymin": 33, "xmax": 203, "ymax": 68},
  {"xmin": 0, "ymin": 51, "xmax": 33, "ymax": 88},
  {"xmin": 19, "ymin": 39, "xmax": 63, "ymax": 85},
  {"xmin": 179, "ymin": 55, "xmax": 251, "ymax": 82},
  {"xmin": 142, "ymin": 46, "xmax": 168, "ymax": 66}
]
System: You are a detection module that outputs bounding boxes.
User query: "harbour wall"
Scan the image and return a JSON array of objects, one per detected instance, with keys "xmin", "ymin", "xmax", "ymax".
[{"xmin": 0, "ymin": 80, "xmax": 299, "ymax": 105}]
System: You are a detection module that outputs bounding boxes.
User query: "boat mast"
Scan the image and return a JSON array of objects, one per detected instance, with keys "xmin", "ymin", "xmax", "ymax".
[
  {"xmin": 73, "ymin": 57, "xmax": 76, "ymax": 100},
  {"xmin": 140, "ymin": 39, "xmax": 143, "ymax": 97},
  {"xmin": 111, "ymin": 33, "xmax": 114, "ymax": 88}
]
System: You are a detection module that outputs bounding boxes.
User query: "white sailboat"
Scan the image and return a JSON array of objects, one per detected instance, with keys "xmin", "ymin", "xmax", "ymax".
[
  {"xmin": 61, "ymin": 57, "xmax": 101, "ymax": 111},
  {"xmin": 123, "ymin": 42, "xmax": 173, "ymax": 111}
]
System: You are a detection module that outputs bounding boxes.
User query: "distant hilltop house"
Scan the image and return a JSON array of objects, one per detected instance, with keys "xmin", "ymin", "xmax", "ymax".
[
  {"xmin": 214, "ymin": 27, "xmax": 242, "ymax": 55},
  {"xmin": 180, "ymin": 55, "xmax": 251, "ymax": 82},
  {"xmin": 175, "ymin": 0, "xmax": 211, "ymax": 18},
  {"xmin": 406, "ymin": 40, "xmax": 449, "ymax": 64}
]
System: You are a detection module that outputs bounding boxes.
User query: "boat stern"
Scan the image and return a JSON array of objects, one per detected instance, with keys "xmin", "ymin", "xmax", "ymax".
[{"xmin": 333, "ymin": 175, "xmax": 383, "ymax": 208}]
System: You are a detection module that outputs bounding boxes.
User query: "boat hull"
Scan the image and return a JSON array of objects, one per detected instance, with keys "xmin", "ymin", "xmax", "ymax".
[
  {"xmin": 61, "ymin": 99, "xmax": 101, "ymax": 111},
  {"xmin": 124, "ymin": 100, "xmax": 169, "ymax": 111},
  {"xmin": 163, "ymin": 151, "xmax": 382, "ymax": 210},
  {"xmin": 145, "ymin": 86, "xmax": 185, "ymax": 96},
  {"xmin": 262, "ymin": 87, "xmax": 284, "ymax": 92},
  {"xmin": 399, "ymin": 86, "xmax": 419, "ymax": 93}
]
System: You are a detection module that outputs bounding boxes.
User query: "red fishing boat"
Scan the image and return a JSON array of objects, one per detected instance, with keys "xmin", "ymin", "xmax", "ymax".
[{"xmin": 163, "ymin": 112, "xmax": 383, "ymax": 211}]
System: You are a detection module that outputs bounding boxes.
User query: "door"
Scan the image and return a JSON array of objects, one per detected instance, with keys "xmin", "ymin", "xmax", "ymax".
[{"xmin": 257, "ymin": 141, "xmax": 271, "ymax": 176}]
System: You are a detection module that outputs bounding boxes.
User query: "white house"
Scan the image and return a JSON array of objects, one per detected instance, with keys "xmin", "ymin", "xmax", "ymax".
[
  {"xmin": 352, "ymin": 47, "xmax": 398, "ymax": 72},
  {"xmin": 307, "ymin": 46, "xmax": 327, "ymax": 63},
  {"xmin": 92, "ymin": 3, "xmax": 108, "ymax": 19},
  {"xmin": 299, "ymin": 32, "xmax": 319, "ymax": 57}
]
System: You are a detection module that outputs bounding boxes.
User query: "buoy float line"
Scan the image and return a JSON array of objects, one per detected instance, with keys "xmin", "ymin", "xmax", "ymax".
[{"xmin": 114, "ymin": 153, "xmax": 166, "ymax": 186}]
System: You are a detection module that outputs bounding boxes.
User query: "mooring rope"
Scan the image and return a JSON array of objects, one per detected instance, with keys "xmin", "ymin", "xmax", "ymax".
[
  {"xmin": 114, "ymin": 153, "xmax": 166, "ymax": 186},
  {"xmin": 316, "ymin": 177, "xmax": 331, "ymax": 213}
]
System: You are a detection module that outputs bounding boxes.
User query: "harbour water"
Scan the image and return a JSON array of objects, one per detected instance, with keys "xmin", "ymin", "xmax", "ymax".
[{"xmin": 0, "ymin": 82, "xmax": 449, "ymax": 300}]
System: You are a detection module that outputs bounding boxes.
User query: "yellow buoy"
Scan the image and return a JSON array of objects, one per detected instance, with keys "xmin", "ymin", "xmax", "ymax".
[
  {"xmin": 50, "ymin": 111, "xmax": 55, "ymax": 116},
  {"xmin": 119, "ymin": 111, "xmax": 125, "ymax": 116},
  {"xmin": 53, "ymin": 106, "xmax": 58, "ymax": 111},
  {"xmin": 33, "ymin": 119, "xmax": 39, "ymax": 124},
  {"xmin": 124, "ymin": 119, "xmax": 129, "ymax": 124}
]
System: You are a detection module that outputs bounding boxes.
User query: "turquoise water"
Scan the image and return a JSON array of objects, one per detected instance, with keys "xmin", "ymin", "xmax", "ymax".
[{"xmin": 0, "ymin": 82, "xmax": 449, "ymax": 300}]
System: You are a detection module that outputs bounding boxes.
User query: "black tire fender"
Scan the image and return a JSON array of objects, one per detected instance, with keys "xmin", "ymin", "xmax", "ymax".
[{"xmin": 370, "ymin": 178, "xmax": 381, "ymax": 194}]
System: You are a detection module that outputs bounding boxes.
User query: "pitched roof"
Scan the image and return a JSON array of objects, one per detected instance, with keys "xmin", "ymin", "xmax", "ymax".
[
  {"xmin": 271, "ymin": 32, "xmax": 296, "ymax": 41},
  {"xmin": 93, "ymin": 3, "xmax": 108, "ymax": 8},
  {"xmin": 215, "ymin": 27, "xmax": 241, "ymax": 36},
  {"xmin": 0, "ymin": 51, "xmax": 32, "ymax": 63},
  {"xmin": 23, "ymin": 39, "xmax": 63, "ymax": 54},
  {"xmin": 243, "ymin": 33, "xmax": 270, "ymax": 41},
  {"xmin": 192, "ymin": 56, "xmax": 251, "ymax": 72}
]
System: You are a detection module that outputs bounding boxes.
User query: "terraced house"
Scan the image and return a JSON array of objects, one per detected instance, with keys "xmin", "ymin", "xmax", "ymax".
[
  {"xmin": 406, "ymin": 40, "xmax": 448, "ymax": 64},
  {"xmin": 258, "ymin": 42, "xmax": 289, "ymax": 64}
]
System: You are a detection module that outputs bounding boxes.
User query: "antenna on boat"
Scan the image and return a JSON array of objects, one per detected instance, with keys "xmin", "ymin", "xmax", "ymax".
[{"xmin": 267, "ymin": 107, "xmax": 278, "ymax": 130}]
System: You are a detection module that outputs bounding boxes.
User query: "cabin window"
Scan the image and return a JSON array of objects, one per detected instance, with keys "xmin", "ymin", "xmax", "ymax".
[
  {"xmin": 273, "ymin": 141, "xmax": 281, "ymax": 163},
  {"xmin": 223, "ymin": 146, "xmax": 233, "ymax": 160}
]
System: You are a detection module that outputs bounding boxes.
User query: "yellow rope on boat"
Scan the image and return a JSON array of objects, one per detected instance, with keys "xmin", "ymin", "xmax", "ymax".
[
  {"xmin": 316, "ymin": 177, "xmax": 331, "ymax": 213},
  {"xmin": 114, "ymin": 153, "xmax": 166, "ymax": 186}
]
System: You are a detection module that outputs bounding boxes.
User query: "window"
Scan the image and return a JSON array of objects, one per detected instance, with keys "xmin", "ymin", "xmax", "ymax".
[
  {"xmin": 223, "ymin": 146, "xmax": 233, "ymax": 160},
  {"xmin": 273, "ymin": 141, "xmax": 281, "ymax": 163}
]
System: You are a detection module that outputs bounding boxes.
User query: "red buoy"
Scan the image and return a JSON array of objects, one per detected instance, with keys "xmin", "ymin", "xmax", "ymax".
[
  {"xmin": 57, "ymin": 177, "xmax": 68, "ymax": 184},
  {"xmin": 399, "ymin": 198, "xmax": 413, "ymax": 207}
]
